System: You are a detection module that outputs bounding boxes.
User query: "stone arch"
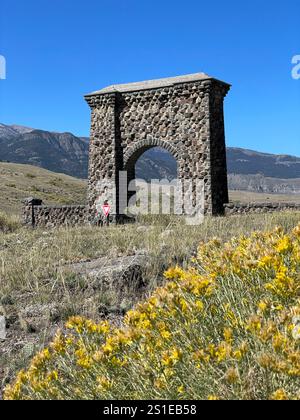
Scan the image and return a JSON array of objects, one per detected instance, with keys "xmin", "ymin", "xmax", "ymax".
[
  {"xmin": 85, "ymin": 73, "xmax": 231, "ymax": 218},
  {"xmin": 123, "ymin": 138, "xmax": 181, "ymax": 171}
]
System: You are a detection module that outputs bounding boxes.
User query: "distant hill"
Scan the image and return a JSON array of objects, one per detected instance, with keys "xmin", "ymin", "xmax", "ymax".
[
  {"xmin": 137, "ymin": 148, "xmax": 300, "ymax": 195},
  {"xmin": 1, "ymin": 123, "xmax": 300, "ymax": 195},
  {"xmin": 139, "ymin": 147, "xmax": 300, "ymax": 181},
  {"xmin": 0, "ymin": 161, "xmax": 87, "ymax": 215},
  {"xmin": 0, "ymin": 123, "xmax": 89, "ymax": 179},
  {"xmin": 227, "ymin": 148, "xmax": 300, "ymax": 179},
  {"xmin": 226, "ymin": 148, "xmax": 300, "ymax": 195},
  {"xmin": 135, "ymin": 147, "xmax": 177, "ymax": 181},
  {"xmin": 0, "ymin": 124, "xmax": 34, "ymax": 137}
]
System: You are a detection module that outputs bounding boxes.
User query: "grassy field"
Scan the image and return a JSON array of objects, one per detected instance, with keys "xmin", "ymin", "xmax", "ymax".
[
  {"xmin": 5, "ymin": 219, "xmax": 300, "ymax": 400},
  {"xmin": 1, "ymin": 211, "xmax": 300, "ymax": 398},
  {"xmin": 229, "ymin": 190, "xmax": 300, "ymax": 204},
  {"xmin": 1, "ymin": 162, "xmax": 300, "ymax": 398},
  {"xmin": 0, "ymin": 162, "xmax": 87, "ymax": 214}
]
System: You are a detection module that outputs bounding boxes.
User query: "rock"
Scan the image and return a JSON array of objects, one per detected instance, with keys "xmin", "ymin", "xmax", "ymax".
[
  {"xmin": 68, "ymin": 253, "xmax": 148, "ymax": 294},
  {"xmin": 20, "ymin": 303, "xmax": 59, "ymax": 319},
  {"xmin": 0, "ymin": 316, "xmax": 6, "ymax": 340}
]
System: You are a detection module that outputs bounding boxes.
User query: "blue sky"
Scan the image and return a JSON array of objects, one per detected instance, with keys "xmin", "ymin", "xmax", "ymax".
[{"xmin": 0, "ymin": 0, "xmax": 299, "ymax": 155}]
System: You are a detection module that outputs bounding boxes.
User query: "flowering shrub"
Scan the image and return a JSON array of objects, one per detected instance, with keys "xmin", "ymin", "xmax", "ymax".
[{"xmin": 5, "ymin": 224, "xmax": 300, "ymax": 400}]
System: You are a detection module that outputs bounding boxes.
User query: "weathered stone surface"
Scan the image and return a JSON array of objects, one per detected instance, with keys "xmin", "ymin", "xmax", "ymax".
[
  {"xmin": 224, "ymin": 202, "xmax": 300, "ymax": 215},
  {"xmin": 85, "ymin": 73, "xmax": 231, "ymax": 218},
  {"xmin": 68, "ymin": 254, "xmax": 147, "ymax": 293},
  {"xmin": 87, "ymin": 73, "xmax": 215, "ymax": 95},
  {"xmin": 23, "ymin": 203, "xmax": 87, "ymax": 228},
  {"xmin": 0, "ymin": 316, "xmax": 6, "ymax": 340}
]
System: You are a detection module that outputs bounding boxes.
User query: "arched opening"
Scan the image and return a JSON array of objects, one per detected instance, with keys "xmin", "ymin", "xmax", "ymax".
[
  {"xmin": 124, "ymin": 145, "xmax": 179, "ymax": 217},
  {"xmin": 135, "ymin": 147, "xmax": 178, "ymax": 182}
]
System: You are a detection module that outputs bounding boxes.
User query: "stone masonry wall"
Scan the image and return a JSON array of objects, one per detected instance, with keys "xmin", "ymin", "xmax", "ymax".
[
  {"xmin": 23, "ymin": 204, "xmax": 87, "ymax": 228},
  {"xmin": 85, "ymin": 75, "xmax": 231, "ymax": 218},
  {"xmin": 225, "ymin": 202, "xmax": 300, "ymax": 215},
  {"xmin": 22, "ymin": 200, "xmax": 300, "ymax": 228}
]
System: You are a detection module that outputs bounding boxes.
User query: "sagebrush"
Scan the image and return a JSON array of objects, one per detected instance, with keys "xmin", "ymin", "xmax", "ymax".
[{"xmin": 5, "ymin": 222, "xmax": 300, "ymax": 400}]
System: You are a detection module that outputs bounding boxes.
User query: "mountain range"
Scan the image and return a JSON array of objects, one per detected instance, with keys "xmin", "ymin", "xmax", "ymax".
[
  {"xmin": 0, "ymin": 124, "xmax": 89, "ymax": 179},
  {"xmin": 1, "ymin": 123, "xmax": 300, "ymax": 194}
]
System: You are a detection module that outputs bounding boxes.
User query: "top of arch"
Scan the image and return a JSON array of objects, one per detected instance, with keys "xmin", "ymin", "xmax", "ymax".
[{"xmin": 85, "ymin": 72, "xmax": 230, "ymax": 97}]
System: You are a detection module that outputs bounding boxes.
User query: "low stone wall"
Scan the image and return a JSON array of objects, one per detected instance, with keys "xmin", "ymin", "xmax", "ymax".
[
  {"xmin": 22, "ymin": 198, "xmax": 300, "ymax": 228},
  {"xmin": 224, "ymin": 202, "xmax": 300, "ymax": 215},
  {"xmin": 23, "ymin": 201, "xmax": 87, "ymax": 228}
]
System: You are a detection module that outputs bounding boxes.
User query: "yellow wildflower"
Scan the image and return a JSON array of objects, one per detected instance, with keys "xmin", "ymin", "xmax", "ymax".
[
  {"xmin": 208, "ymin": 395, "xmax": 219, "ymax": 400},
  {"xmin": 97, "ymin": 376, "xmax": 113, "ymax": 391},
  {"xmin": 270, "ymin": 389, "xmax": 288, "ymax": 400},
  {"xmin": 223, "ymin": 328, "xmax": 233, "ymax": 343},
  {"xmin": 177, "ymin": 385, "xmax": 185, "ymax": 394},
  {"xmin": 258, "ymin": 301, "xmax": 268, "ymax": 313}
]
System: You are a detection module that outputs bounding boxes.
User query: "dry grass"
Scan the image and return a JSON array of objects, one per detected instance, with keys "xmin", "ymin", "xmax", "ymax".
[
  {"xmin": 229, "ymin": 190, "xmax": 300, "ymax": 204},
  {"xmin": 0, "ymin": 212, "xmax": 21, "ymax": 233},
  {"xmin": 5, "ymin": 217, "xmax": 300, "ymax": 400},
  {"xmin": 0, "ymin": 162, "xmax": 87, "ymax": 214},
  {"xmin": 1, "ymin": 211, "xmax": 300, "ymax": 397}
]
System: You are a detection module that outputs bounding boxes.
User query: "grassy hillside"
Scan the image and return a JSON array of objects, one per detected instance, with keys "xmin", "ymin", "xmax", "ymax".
[
  {"xmin": 1, "ymin": 211, "xmax": 300, "ymax": 399},
  {"xmin": 0, "ymin": 162, "xmax": 87, "ymax": 215},
  {"xmin": 2, "ymin": 213, "xmax": 300, "ymax": 400}
]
